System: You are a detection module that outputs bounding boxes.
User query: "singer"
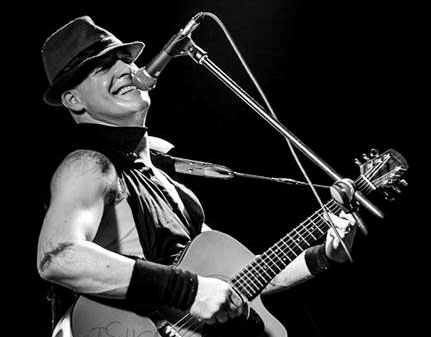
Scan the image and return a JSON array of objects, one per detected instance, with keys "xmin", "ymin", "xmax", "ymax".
[{"xmin": 37, "ymin": 16, "xmax": 357, "ymax": 337}]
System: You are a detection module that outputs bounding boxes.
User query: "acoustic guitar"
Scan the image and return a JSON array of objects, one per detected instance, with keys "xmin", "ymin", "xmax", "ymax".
[{"xmin": 53, "ymin": 149, "xmax": 408, "ymax": 337}]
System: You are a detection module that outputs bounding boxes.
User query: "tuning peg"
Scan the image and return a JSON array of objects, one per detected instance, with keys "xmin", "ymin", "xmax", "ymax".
[
  {"xmin": 370, "ymin": 148, "xmax": 380, "ymax": 157},
  {"xmin": 399, "ymin": 179, "xmax": 408, "ymax": 187},
  {"xmin": 362, "ymin": 153, "xmax": 370, "ymax": 161},
  {"xmin": 354, "ymin": 158, "xmax": 362, "ymax": 166}
]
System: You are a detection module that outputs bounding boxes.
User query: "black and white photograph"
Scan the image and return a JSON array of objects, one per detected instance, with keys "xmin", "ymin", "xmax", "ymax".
[{"xmin": 8, "ymin": 1, "xmax": 423, "ymax": 336}]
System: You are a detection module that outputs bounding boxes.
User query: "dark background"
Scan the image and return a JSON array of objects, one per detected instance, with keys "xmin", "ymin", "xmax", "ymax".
[{"xmin": 9, "ymin": 0, "xmax": 425, "ymax": 336}]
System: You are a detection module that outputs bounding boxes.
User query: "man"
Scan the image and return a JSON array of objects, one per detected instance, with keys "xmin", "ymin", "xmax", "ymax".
[{"xmin": 37, "ymin": 16, "xmax": 357, "ymax": 335}]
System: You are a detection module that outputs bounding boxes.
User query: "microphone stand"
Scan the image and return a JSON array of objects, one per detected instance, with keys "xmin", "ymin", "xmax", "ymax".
[{"xmin": 183, "ymin": 39, "xmax": 384, "ymax": 225}]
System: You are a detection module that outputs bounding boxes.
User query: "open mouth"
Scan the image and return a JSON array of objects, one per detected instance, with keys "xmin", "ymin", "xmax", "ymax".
[{"xmin": 115, "ymin": 85, "xmax": 138, "ymax": 96}]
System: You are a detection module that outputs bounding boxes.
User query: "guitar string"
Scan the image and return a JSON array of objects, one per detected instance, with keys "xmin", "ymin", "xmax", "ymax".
[
  {"xmin": 172, "ymin": 182, "xmax": 376, "ymax": 335},
  {"xmin": 231, "ymin": 200, "xmax": 343, "ymax": 296},
  {"xmin": 234, "ymin": 160, "xmax": 393, "ymax": 295},
  {"xmin": 238, "ymin": 201, "xmax": 341, "ymax": 293},
  {"xmin": 230, "ymin": 171, "xmax": 382, "ymax": 297},
  {"xmin": 210, "ymin": 182, "xmax": 366, "ymax": 300},
  {"xmin": 171, "ymin": 202, "xmax": 345, "ymax": 336},
  {"xmin": 253, "ymin": 174, "xmax": 379, "ymax": 279},
  {"xmin": 174, "ymin": 165, "xmax": 402, "ymax": 336},
  {"xmin": 171, "ymin": 196, "xmax": 364, "ymax": 336},
  {"xmin": 355, "ymin": 154, "xmax": 391, "ymax": 191},
  {"xmin": 170, "ymin": 164, "xmax": 386, "ymax": 335},
  {"xmin": 357, "ymin": 170, "xmax": 397, "ymax": 191},
  {"xmin": 168, "ymin": 208, "xmax": 340, "ymax": 336}
]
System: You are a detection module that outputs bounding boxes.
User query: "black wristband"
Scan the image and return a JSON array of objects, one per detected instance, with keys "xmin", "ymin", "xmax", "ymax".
[
  {"xmin": 304, "ymin": 243, "xmax": 331, "ymax": 275},
  {"xmin": 126, "ymin": 259, "xmax": 198, "ymax": 311}
]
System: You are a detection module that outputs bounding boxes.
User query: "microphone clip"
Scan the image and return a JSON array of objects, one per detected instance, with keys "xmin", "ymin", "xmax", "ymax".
[{"xmin": 330, "ymin": 178, "xmax": 369, "ymax": 236}]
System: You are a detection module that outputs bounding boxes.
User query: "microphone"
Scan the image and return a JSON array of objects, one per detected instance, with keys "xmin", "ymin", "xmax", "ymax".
[{"xmin": 132, "ymin": 12, "xmax": 204, "ymax": 91}]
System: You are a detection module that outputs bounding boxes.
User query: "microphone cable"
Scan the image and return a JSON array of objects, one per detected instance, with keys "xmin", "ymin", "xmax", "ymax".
[{"xmin": 199, "ymin": 11, "xmax": 353, "ymax": 262}]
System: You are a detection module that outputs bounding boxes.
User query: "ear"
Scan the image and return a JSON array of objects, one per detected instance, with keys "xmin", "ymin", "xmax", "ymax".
[{"xmin": 61, "ymin": 89, "xmax": 85, "ymax": 114}]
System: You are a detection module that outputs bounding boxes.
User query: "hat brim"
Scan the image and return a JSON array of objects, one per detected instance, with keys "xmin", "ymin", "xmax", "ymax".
[{"xmin": 43, "ymin": 41, "xmax": 145, "ymax": 106}]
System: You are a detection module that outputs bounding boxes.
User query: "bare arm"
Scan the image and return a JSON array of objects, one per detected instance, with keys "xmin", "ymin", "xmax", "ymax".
[
  {"xmin": 37, "ymin": 150, "xmax": 244, "ymax": 323},
  {"xmin": 37, "ymin": 150, "xmax": 135, "ymax": 299},
  {"xmin": 262, "ymin": 212, "xmax": 357, "ymax": 295}
]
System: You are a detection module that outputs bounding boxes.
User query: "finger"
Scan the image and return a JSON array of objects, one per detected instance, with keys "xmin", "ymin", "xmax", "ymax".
[
  {"xmin": 230, "ymin": 290, "xmax": 244, "ymax": 308},
  {"xmin": 215, "ymin": 309, "xmax": 229, "ymax": 324},
  {"xmin": 328, "ymin": 226, "xmax": 346, "ymax": 238},
  {"xmin": 333, "ymin": 214, "xmax": 354, "ymax": 231},
  {"xmin": 227, "ymin": 301, "xmax": 240, "ymax": 317},
  {"xmin": 204, "ymin": 317, "xmax": 216, "ymax": 325},
  {"xmin": 327, "ymin": 228, "xmax": 343, "ymax": 249},
  {"xmin": 331, "ymin": 234, "xmax": 340, "ymax": 249},
  {"xmin": 338, "ymin": 210, "xmax": 356, "ymax": 225}
]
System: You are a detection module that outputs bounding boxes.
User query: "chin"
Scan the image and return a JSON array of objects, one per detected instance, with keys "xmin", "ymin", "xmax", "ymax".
[{"xmin": 118, "ymin": 95, "xmax": 150, "ymax": 111}]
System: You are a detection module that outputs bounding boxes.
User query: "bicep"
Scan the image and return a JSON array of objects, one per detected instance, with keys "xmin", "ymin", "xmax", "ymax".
[
  {"xmin": 37, "ymin": 151, "xmax": 117, "ymax": 263},
  {"xmin": 40, "ymin": 190, "xmax": 104, "ymax": 247}
]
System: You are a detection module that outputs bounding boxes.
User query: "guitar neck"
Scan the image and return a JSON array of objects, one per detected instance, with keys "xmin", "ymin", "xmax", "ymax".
[
  {"xmin": 230, "ymin": 199, "xmax": 343, "ymax": 300},
  {"xmin": 230, "ymin": 149, "xmax": 407, "ymax": 301}
]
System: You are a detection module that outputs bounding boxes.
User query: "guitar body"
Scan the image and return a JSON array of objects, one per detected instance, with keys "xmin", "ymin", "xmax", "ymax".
[{"xmin": 69, "ymin": 231, "xmax": 287, "ymax": 337}]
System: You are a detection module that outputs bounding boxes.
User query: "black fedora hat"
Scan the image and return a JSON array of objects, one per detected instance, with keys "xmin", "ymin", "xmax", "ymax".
[{"xmin": 42, "ymin": 16, "xmax": 145, "ymax": 106}]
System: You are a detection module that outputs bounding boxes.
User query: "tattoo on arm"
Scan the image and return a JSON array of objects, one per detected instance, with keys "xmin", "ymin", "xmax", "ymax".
[{"xmin": 39, "ymin": 242, "xmax": 74, "ymax": 273}]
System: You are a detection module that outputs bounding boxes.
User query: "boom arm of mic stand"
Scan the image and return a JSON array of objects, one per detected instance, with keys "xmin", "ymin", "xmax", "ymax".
[{"xmin": 186, "ymin": 41, "xmax": 384, "ymax": 219}]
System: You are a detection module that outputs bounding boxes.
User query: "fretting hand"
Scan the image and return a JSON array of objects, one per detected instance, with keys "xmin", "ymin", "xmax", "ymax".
[{"xmin": 324, "ymin": 211, "xmax": 357, "ymax": 263}]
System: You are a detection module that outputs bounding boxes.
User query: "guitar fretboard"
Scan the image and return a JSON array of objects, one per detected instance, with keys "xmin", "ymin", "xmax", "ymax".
[
  {"xmin": 230, "ymin": 199, "xmax": 342, "ymax": 300},
  {"xmin": 227, "ymin": 150, "xmax": 404, "ymax": 301}
]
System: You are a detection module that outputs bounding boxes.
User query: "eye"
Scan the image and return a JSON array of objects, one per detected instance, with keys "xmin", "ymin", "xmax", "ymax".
[
  {"xmin": 94, "ymin": 60, "xmax": 114, "ymax": 74},
  {"xmin": 94, "ymin": 66, "xmax": 108, "ymax": 74},
  {"xmin": 119, "ymin": 54, "xmax": 133, "ymax": 64}
]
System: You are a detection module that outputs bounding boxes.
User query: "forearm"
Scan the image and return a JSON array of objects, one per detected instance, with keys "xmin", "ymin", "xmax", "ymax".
[
  {"xmin": 38, "ymin": 240, "xmax": 135, "ymax": 299},
  {"xmin": 262, "ymin": 252, "xmax": 314, "ymax": 295}
]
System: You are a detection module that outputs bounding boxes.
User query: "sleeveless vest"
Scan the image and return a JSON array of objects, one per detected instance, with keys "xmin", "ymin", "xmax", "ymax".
[
  {"xmin": 44, "ymin": 123, "xmax": 206, "ymax": 326},
  {"xmin": 70, "ymin": 123, "xmax": 205, "ymax": 264}
]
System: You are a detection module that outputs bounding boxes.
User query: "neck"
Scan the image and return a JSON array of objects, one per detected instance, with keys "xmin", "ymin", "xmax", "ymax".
[{"xmin": 134, "ymin": 132, "xmax": 152, "ymax": 166}]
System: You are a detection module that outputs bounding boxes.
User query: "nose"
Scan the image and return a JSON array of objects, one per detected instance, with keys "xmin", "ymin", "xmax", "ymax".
[{"xmin": 113, "ymin": 59, "xmax": 137, "ymax": 78}]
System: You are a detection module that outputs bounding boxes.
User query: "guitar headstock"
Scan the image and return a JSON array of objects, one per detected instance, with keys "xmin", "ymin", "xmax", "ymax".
[{"xmin": 354, "ymin": 148, "xmax": 409, "ymax": 200}]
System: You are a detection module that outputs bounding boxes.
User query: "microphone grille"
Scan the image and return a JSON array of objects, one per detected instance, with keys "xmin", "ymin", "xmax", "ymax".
[{"xmin": 132, "ymin": 68, "xmax": 157, "ymax": 91}]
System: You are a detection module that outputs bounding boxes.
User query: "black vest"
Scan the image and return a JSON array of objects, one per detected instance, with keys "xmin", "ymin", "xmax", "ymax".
[
  {"xmin": 45, "ymin": 123, "xmax": 205, "ymax": 326},
  {"xmin": 69, "ymin": 123, "xmax": 205, "ymax": 264}
]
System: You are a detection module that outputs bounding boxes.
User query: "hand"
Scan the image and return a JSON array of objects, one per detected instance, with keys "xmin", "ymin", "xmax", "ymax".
[
  {"xmin": 189, "ymin": 276, "xmax": 246, "ymax": 325},
  {"xmin": 324, "ymin": 211, "xmax": 357, "ymax": 263}
]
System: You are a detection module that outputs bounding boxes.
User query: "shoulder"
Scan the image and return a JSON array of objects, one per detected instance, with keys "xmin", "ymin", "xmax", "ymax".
[{"xmin": 50, "ymin": 149, "xmax": 119, "ymax": 203}]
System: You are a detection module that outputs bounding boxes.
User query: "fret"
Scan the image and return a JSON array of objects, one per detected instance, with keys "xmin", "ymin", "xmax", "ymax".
[
  {"xmin": 278, "ymin": 238, "xmax": 297, "ymax": 257},
  {"xmin": 303, "ymin": 220, "xmax": 317, "ymax": 240},
  {"xmin": 256, "ymin": 256, "xmax": 277, "ymax": 279},
  {"xmin": 258, "ymin": 254, "xmax": 282, "ymax": 278},
  {"xmin": 233, "ymin": 199, "xmax": 353, "ymax": 300},
  {"xmin": 293, "ymin": 227, "xmax": 310, "ymax": 246},
  {"xmin": 272, "ymin": 243, "xmax": 292, "ymax": 264},
  {"xmin": 287, "ymin": 233, "xmax": 304, "ymax": 251},
  {"xmin": 248, "ymin": 261, "xmax": 273, "ymax": 285},
  {"xmin": 247, "ymin": 272, "xmax": 265, "ymax": 288},
  {"xmin": 227, "ymin": 149, "xmax": 404, "ymax": 301},
  {"xmin": 234, "ymin": 271, "xmax": 260, "ymax": 293},
  {"xmin": 266, "ymin": 248, "xmax": 288, "ymax": 272},
  {"xmin": 233, "ymin": 282, "xmax": 253, "ymax": 299},
  {"xmin": 309, "ymin": 215, "xmax": 325, "ymax": 235}
]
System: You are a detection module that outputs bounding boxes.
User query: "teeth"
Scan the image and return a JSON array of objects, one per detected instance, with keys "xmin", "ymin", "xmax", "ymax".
[{"xmin": 117, "ymin": 85, "xmax": 137, "ymax": 95}]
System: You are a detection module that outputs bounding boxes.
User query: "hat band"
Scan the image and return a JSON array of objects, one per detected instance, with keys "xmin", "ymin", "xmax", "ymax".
[{"xmin": 53, "ymin": 37, "xmax": 118, "ymax": 84}]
